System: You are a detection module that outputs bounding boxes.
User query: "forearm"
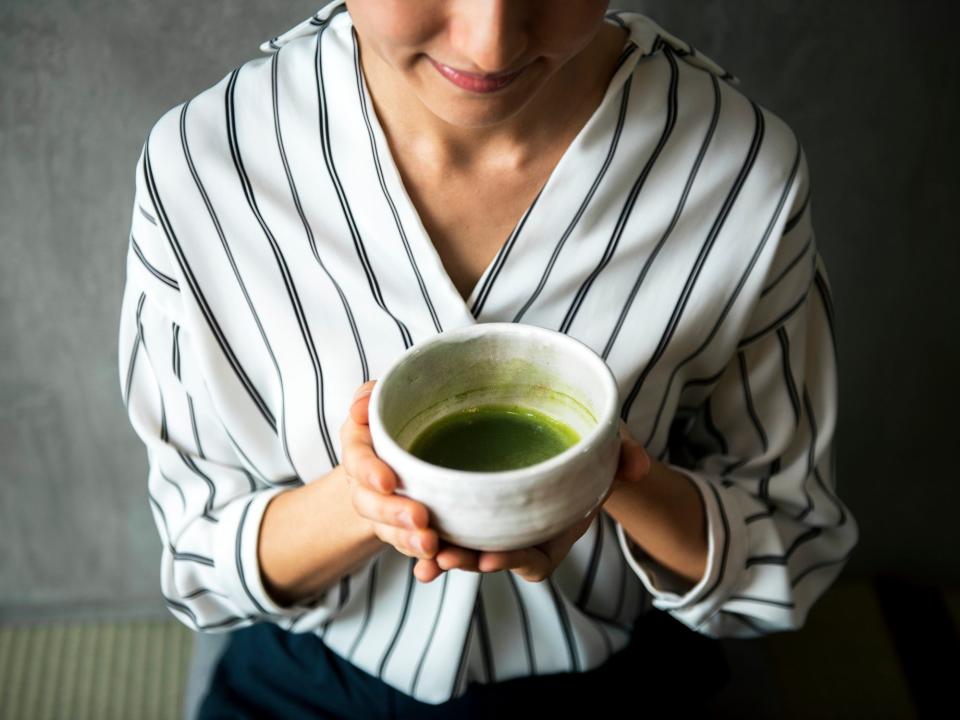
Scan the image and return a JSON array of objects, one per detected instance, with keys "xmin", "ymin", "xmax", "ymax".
[
  {"xmin": 258, "ymin": 465, "xmax": 386, "ymax": 607},
  {"xmin": 602, "ymin": 458, "xmax": 708, "ymax": 591}
]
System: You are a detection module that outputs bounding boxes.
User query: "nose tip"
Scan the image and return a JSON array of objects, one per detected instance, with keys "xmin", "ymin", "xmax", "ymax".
[{"xmin": 454, "ymin": 1, "xmax": 530, "ymax": 75}]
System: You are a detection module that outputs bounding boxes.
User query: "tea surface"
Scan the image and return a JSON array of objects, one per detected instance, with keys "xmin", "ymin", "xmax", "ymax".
[{"xmin": 407, "ymin": 403, "xmax": 580, "ymax": 472}]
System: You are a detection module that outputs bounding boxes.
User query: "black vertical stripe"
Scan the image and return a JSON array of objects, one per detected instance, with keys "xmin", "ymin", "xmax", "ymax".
[
  {"xmin": 777, "ymin": 326, "xmax": 802, "ymax": 427},
  {"xmin": 171, "ymin": 323, "xmax": 181, "ymax": 379},
  {"xmin": 143, "ymin": 139, "xmax": 278, "ymax": 434},
  {"xmin": 702, "ymin": 397, "xmax": 729, "ymax": 456},
  {"xmin": 737, "ymin": 271, "xmax": 816, "ymax": 348},
  {"xmin": 782, "ymin": 185, "xmax": 811, "ymax": 235},
  {"xmin": 450, "ymin": 594, "xmax": 480, "ymax": 699},
  {"xmin": 226, "ymin": 68, "xmax": 339, "ymax": 470},
  {"xmin": 738, "ymin": 350, "xmax": 769, "ymax": 454},
  {"xmin": 794, "ymin": 381, "xmax": 819, "ymax": 523},
  {"xmin": 186, "ymin": 396, "xmax": 206, "ymax": 460},
  {"xmin": 409, "ymin": 571, "xmax": 450, "ymax": 696},
  {"xmin": 546, "ymin": 577, "xmax": 581, "ymax": 672},
  {"xmin": 314, "ymin": 18, "xmax": 413, "ymax": 349},
  {"xmin": 504, "ymin": 571, "xmax": 536, "ymax": 675},
  {"xmin": 691, "ymin": 481, "xmax": 732, "ymax": 627},
  {"xmin": 602, "ymin": 71, "xmax": 721, "ymax": 361},
  {"xmin": 123, "ymin": 293, "xmax": 145, "ymax": 408},
  {"xmin": 130, "ymin": 235, "xmax": 179, "ymax": 290},
  {"xmin": 761, "ymin": 234, "xmax": 814, "ymax": 297},
  {"xmin": 611, "ymin": 42, "xmax": 640, "ymax": 76},
  {"xmin": 623, "ymin": 99, "xmax": 766, "ymax": 425},
  {"xmin": 138, "ymin": 204, "xmax": 157, "ymax": 225},
  {"xmin": 814, "ymin": 267, "xmax": 839, "ymax": 366},
  {"xmin": 270, "ymin": 47, "xmax": 371, "ymax": 384},
  {"xmin": 512, "ymin": 77, "xmax": 634, "ymax": 324},
  {"xmin": 236, "ymin": 496, "xmax": 270, "ymax": 616},
  {"xmin": 346, "ymin": 556, "xmax": 380, "ymax": 660},
  {"xmin": 469, "ymin": 189, "xmax": 544, "ymax": 319},
  {"xmin": 350, "ymin": 27, "xmax": 444, "ymax": 335},
  {"xmin": 639, "ymin": 137, "xmax": 802, "ymax": 447},
  {"xmin": 218, "ymin": 414, "xmax": 299, "ymax": 489},
  {"xmin": 134, "ymin": 295, "xmax": 169, "ymax": 445},
  {"xmin": 377, "ymin": 558, "xmax": 418, "ymax": 678},
  {"xmin": 177, "ymin": 451, "xmax": 217, "ymax": 520},
  {"xmin": 575, "ymin": 514, "xmax": 604, "ymax": 609},
  {"xmin": 800, "ymin": 385, "xmax": 847, "ymax": 527},
  {"xmin": 157, "ymin": 467, "xmax": 186, "ymax": 512},
  {"xmin": 560, "ymin": 47, "xmax": 680, "ymax": 334},
  {"xmin": 760, "ymin": 456, "xmax": 781, "ymax": 505},
  {"xmin": 475, "ymin": 577, "xmax": 495, "ymax": 683}
]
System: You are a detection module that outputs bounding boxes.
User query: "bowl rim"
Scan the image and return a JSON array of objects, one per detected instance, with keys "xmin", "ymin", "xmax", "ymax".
[{"xmin": 368, "ymin": 322, "xmax": 620, "ymax": 485}]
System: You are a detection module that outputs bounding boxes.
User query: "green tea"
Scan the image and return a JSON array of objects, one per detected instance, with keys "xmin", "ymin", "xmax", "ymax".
[{"xmin": 407, "ymin": 403, "xmax": 580, "ymax": 472}]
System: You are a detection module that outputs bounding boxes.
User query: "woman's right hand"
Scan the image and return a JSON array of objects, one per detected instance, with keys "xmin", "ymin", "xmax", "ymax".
[{"xmin": 340, "ymin": 380, "xmax": 441, "ymax": 575}]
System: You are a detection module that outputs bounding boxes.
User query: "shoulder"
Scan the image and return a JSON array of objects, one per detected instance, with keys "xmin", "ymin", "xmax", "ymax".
[
  {"xmin": 618, "ymin": 8, "xmax": 805, "ymax": 193},
  {"xmin": 142, "ymin": 3, "xmax": 348, "ymax": 176}
]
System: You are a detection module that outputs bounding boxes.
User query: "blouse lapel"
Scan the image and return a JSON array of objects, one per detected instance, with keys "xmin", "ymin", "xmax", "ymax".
[{"xmin": 276, "ymin": 5, "xmax": 689, "ymax": 337}]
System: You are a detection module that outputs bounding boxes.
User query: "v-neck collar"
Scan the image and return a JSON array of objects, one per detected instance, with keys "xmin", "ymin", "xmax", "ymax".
[
  {"xmin": 349, "ymin": 17, "xmax": 651, "ymax": 327},
  {"xmin": 261, "ymin": 3, "xmax": 735, "ymax": 329}
]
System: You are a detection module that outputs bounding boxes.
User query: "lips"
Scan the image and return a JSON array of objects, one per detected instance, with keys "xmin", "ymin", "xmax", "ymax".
[{"xmin": 429, "ymin": 58, "xmax": 525, "ymax": 93}]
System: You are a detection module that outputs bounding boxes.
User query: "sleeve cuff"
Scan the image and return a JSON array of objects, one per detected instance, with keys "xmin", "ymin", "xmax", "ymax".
[
  {"xmin": 614, "ymin": 465, "xmax": 749, "ymax": 623},
  {"xmin": 213, "ymin": 487, "xmax": 305, "ymax": 619}
]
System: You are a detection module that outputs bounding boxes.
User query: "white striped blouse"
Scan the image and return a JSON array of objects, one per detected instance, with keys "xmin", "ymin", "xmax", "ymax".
[{"xmin": 118, "ymin": 0, "xmax": 859, "ymax": 705}]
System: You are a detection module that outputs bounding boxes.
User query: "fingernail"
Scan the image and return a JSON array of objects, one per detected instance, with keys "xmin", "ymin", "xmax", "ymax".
[
  {"xmin": 412, "ymin": 535, "xmax": 426, "ymax": 554},
  {"xmin": 353, "ymin": 384, "xmax": 374, "ymax": 402},
  {"xmin": 399, "ymin": 511, "xmax": 416, "ymax": 529}
]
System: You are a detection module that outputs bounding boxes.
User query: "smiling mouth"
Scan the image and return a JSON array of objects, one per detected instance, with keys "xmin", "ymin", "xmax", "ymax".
[{"xmin": 429, "ymin": 58, "xmax": 527, "ymax": 93}]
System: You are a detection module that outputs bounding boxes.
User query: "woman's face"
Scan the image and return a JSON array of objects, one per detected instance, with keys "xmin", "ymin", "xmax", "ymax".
[{"xmin": 346, "ymin": 0, "xmax": 612, "ymax": 129}]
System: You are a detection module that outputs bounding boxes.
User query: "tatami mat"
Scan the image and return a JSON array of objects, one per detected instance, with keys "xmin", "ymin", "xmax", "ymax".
[
  {"xmin": 1, "ymin": 577, "xmax": 955, "ymax": 719},
  {"xmin": 0, "ymin": 619, "xmax": 193, "ymax": 720}
]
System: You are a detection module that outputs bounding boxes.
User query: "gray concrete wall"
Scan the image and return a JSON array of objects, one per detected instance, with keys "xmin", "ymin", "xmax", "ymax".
[{"xmin": 1, "ymin": 0, "xmax": 956, "ymax": 619}]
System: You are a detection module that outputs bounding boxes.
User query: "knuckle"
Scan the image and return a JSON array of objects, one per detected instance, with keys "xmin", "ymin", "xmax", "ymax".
[{"xmin": 352, "ymin": 486, "xmax": 385, "ymax": 521}]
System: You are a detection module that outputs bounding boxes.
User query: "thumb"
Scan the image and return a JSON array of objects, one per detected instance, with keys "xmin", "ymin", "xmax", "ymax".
[
  {"xmin": 619, "ymin": 419, "xmax": 651, "ymax": 480},
  {"xmin": 353, "ymin": 379, "xmax": 377, "ymax": 402}
]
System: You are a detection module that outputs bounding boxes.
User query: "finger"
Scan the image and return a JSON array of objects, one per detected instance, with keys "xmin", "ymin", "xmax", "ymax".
[
  {"xmin": 618, "ymin": 420, "xmax": 651, "ymax": 480},
  {"xmin": 413, "ymin": 558, "xmax": 445, "ymax": 584},
  {"xmin": 349, "ymin": 380, "xmax": 377, "ymax": 426},
  {"xmin": 476, "ymin": 549, "xmax": 529, "ymax": 573},
  {"xmin": 340, "ymin": 419, "xmax": 397, "ymax": 494},
  {"xmin": 375, "ymin": 522, "xmax": 438, "ymax": 560},
  {"xmin": 350, "ymin": 484, "xmax": 429, "ymax": 530},
  {"xmin": 621, "ymin": 438, "xmax": 651, "ymax": 481},
  {"xmin": 434, "ymin": 540, "xmax": 482, "ymax": 572},
  {"xmin": 507, "ymin": 548, "xmax": 552, "ymax": 582}
]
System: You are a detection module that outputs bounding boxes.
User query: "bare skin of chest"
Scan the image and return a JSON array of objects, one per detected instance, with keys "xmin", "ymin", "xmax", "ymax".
[
  {"xmin": 378, "ymin": 22, "xmax": 630, "ymax": 304},
  {"xmin": 400, "ymin": 164, "xmax": 559, "ymax": 303}
]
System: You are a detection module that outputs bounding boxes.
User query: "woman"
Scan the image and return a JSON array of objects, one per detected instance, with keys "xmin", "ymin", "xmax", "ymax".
[{"xmin": 118, "ymin": 0, "xmax": 859, "ymax": 716}]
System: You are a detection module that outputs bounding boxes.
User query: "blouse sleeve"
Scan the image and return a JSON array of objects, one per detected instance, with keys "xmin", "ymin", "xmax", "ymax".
[
  {"xmin": 118, "ymin": 143, "xmax": 339, "ymax": 633},
  {"xmin": 615, "ymin": 147, "xmax": 859, "ymax": 637}
]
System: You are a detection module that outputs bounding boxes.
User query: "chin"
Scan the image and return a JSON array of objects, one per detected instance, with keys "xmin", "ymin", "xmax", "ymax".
[{"xmin": 425, "ymin": 88, "xmax": 538, "ymax": 129}]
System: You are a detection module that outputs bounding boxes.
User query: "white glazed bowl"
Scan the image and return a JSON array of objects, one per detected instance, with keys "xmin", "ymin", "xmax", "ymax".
[{"xmin": 367, "ymin": 322, "xmax": 621, "ymax": 552}]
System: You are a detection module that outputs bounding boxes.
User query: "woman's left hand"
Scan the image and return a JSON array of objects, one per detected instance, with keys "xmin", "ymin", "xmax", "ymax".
[{"xmin": 413, "ymin": 420, "xmax": 652, "ymax": 583}]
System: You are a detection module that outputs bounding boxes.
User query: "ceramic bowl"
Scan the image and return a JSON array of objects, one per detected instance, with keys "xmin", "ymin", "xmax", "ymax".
[{"xmin": 367, "ymin": 322, "xmax": 621, "ymax": 552}]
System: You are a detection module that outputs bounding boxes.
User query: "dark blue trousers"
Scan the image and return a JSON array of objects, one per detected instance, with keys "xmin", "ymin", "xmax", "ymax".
[{"xmin": 197, "ymin": 608, "xmax": 731, "ymax": 719}]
